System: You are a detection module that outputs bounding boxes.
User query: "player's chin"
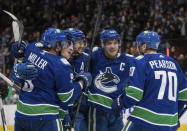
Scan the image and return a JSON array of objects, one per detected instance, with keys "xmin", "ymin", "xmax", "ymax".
[
  {"xmin": 110, "ymin": 51, "xmax": 118, "ymax": 56},
  {"xmin": 108, "ymin": 53, "xmax": 117, "ymax": 59},
  {"xmin": 65, "ymin": 53, "xmax": 72, "ymax": 60},
  {"xmin": 78, "ymin": 49, "xmax": 84, "ymax": 54}
]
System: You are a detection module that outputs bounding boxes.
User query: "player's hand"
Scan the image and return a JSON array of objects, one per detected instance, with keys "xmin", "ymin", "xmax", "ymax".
[
  {"xmin": 75, "ymin": 71, "xmax": 92, "ymax": 91},
  {"xmin": 0, "ymin": 83, "xmax": 8, "ymax": 99},
  {"xmin": 11, "ymin": 41, "xmax": 27, "ymax": 58},
  {"xmin": 112, "ymin": 94, "xmax": 125, "ymax": 116},
  {"xmin": 12, "ymin": 62, "xmax": 38, "ymax": 80}
]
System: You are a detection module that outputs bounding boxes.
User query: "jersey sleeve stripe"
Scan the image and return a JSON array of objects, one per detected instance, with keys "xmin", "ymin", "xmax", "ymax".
[
  {"xmin": 179, "ymin": 88, "xmax": 187, "ymax": 93},
  {"xmin": 59, "ymin": 108, "xmax": 67, "ymax": 120},
  {"xmin": 87, "ymin": 91, "xmax": 113, "ymax": 109},
  {"xmin": 178, "ymin": 89, "xmax": 187, "ymax": 101},
  {"xmin": 57, "ymin": 88, "xmax": 74, "ymax": 102},
  {"xmin": 130, "ymin": 106, "xmax": 178, "ymax": 126},
  {"xmin": 125, "ymin": 86, "xmax": 143, "ymax": 101}
]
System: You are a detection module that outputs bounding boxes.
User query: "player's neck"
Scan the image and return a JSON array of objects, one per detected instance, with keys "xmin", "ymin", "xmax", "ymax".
[
  {"xmin": 144, "ymin": 50, "xmax": 157, "ymax": 54},
  {"xmin": 48, "ymin": 50, "xmax": 57, "ymax": 55}
]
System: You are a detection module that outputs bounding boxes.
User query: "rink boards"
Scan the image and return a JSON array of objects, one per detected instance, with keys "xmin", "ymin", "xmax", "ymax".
[{"xmin": 0, "ymin": 105, "xmax": 187, "ymax": 131}]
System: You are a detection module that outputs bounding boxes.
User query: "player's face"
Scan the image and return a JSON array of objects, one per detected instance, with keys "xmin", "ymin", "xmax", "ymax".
[
  {"xmin": 102, "ymin": 40, "xmax": 119, "ymax": 59},
  {"xmin": 61, "ymin": 43, "xmax": 73, "ymax": 60},
  {"xmin": 74, "ymin": 40, "xmax": 86, "ymax": 54}
]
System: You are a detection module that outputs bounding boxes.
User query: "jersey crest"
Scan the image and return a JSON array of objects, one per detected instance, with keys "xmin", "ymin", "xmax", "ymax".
[{"xmin": 94, "ymin": 67, "xmax": 120, "ymax": 93}]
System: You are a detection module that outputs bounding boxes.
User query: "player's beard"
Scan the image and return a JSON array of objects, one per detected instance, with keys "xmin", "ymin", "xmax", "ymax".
[{"xmin": 71, "ymin": 47, "xmax": 84, "ymax": 58}]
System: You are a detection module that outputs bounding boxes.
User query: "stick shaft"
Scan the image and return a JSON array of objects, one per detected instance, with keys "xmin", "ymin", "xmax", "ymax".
[
  {"xmin": 0, "ymin": 98, "xmax": 7, "ymax": 131},
  {"xmin": 72, "ymin": 0, "xmax": 102, "ymax": 129}
]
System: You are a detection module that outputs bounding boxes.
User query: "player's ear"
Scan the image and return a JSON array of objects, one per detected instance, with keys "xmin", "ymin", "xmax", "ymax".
[
  {"xmin": 141, "ymin": 43, "xmax": 147, "ymax": 53},
  {"xmin": 55, "ymin": 42, "xmax": 61, "ymax": 52},
  {"xmin": 101, "ymin": 42, "xmax": 104, "ymax": 48}
]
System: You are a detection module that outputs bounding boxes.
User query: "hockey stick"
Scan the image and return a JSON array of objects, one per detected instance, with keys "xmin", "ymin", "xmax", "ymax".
[
  {"xmin": 0, "ymin": 72, "xmax": 21, "ymax": 91},
  {"xmin": 0, "ymin": 11, "xmax": 23, "ymax": 131},
  {"xmin": 0, "ymin": 97, "xmax": 7, "ymax": 131},
  {"xmin": 0, "ymin": 72, "xmax": 20, "ymax": 130},
  {"xmin": 3, "ymin": 10, "xmax": 24, "ymax": 63},
  {"xmin": 179, "ymin": 105, "xmax": 187, "ymax": 119},
  {"xmin": 71, "ymin": 0, "xmax": 102, "ymax": 130}
]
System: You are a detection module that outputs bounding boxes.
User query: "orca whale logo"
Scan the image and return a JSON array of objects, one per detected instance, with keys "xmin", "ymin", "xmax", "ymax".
[{"xmin": 94, "ymin": 67, "xmax": 120, "ymax": 93}]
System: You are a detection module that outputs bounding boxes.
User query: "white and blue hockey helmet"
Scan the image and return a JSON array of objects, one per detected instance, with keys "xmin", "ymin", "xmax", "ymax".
[
  {"xmin": 136, "ymin": 30, "xmax": 160, "ymax": 49},
  {"xmin": 100, "ymin": 29, "xmax": 120, "ymax": 44},
  {"xmin": 42, "ymin": 28, "xmax": 71, "ymax": 48}
]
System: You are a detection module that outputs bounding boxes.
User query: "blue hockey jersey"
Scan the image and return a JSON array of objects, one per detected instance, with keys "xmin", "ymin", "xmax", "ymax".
[
  {"xmin": 123, "ymin": 54, "xmax": 187, "ymax": 131},
  {"xmin": 87, "ymin": 47, "xmax": 134, "ymax": 112},
  {"xmin": 68, "ymin": 52, "xmax": 88, "ymax": 108},
  {"xmin": 15, "ymin": 42, "xmax": 82, "ymax": 120},
  {"xmin": 69, "ymin": 52, "xmax": 88, "ymax": 74}
]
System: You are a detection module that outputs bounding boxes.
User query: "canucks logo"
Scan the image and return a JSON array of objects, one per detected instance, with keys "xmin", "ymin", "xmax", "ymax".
[{"xmin": 94, "ymin": 67, "xmax": 120, "ymax": 93}]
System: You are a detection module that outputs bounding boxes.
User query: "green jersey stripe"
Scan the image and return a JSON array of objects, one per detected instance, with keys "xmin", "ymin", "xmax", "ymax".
[
  {"xmin": 178, "ymin": 89, "xmax": 187, "ymax": 100},
  {"xmin": 57, "ymin": 88, "xmax": 74, "ymax": 102},
  {"xmin": 88, "ymin": 91, "xmax": 113, "ymax": 109},
  {"xmin": 17, "ymin": 100, "xmax": 59, "ymax": 115},
  {"xmin": 59, "ymin": 109, "xmax": 67, "ymax": 119},
  {"xmin": 130, "ymin": 106, "xmax": 178, "ymax": 126},
  {"xmin": 125, "ymin": 86, "xmax": 143, "ymax": 101},
  {"xmin": 123, "ymin": 120, "xmax": 132, "ymax": 131}
]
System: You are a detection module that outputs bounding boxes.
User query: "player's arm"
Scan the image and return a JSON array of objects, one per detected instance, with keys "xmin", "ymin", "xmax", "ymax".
[
  {"xmin": 112, "ymin": 57, "xmax": 146, "ymax": 111},
  {"xmin": 55, "ymin": 62, "xmax": 92, "ymax": 105}
]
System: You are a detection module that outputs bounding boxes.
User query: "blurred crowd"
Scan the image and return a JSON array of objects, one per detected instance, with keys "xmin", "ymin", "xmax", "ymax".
[{"xmin": 0, "ymin": 0, "xmax": 187, "ymax": 104}]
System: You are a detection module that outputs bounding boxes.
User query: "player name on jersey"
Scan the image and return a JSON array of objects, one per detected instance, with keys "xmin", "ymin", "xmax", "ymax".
[
  {"xmin": 149, "ymin": 60, "xmax": 177, "ymax": 70},
  {"xmin": 28, "ymin": 52, "xmax": 48, "ymax": 70}
]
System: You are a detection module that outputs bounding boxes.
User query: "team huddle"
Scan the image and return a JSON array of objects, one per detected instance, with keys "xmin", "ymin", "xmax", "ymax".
[{"xmin": 0, "ymin": 28, "xmax": 186, "ymax": 131}]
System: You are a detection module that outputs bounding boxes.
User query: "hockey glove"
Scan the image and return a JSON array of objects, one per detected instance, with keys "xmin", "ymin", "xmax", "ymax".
[
  {"xmin": 11, "ymin": 41, "xmax": 27, "ymax": 58},
  {"xmin": 112, "ymin": 94, "xmax": 125, "ymax": 116},
  {"xmin": 12, "ymin": 62, "xmax": 38, "ymax": 81},
  {"xmin": 0, "ymin": 83, "xmax": 8, "ymax": 99},
  {"xmin": 75, "ymin": 71, "xmax": 92, "ymax": 91}
]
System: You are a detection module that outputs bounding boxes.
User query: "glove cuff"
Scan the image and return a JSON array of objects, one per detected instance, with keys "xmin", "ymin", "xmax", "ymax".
[{"xmin": 13, "ymin": 64, "xmax": 21, "ymax": 79}]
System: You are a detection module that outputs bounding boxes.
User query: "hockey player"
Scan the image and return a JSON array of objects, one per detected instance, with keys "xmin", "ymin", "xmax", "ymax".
[
  {"xmin": 112, "ymin": 30, "xmax": 187, "ymax": 131},
  {"xmin": 63, "ymin": 28, "xmax": 89, "ymax": 131},
  {"xmin": 87, "ymin": 29, "xmax": 134, "ymax": 131},
  {"xmin": 9, "ymin": 28, "xmax": 92, "ymax": 131},
  {"xmin": 65, "ymin": 28, "xmax": 88, "ymax": 75}
]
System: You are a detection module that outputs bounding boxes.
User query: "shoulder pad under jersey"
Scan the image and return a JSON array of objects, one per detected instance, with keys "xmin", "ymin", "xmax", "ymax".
[
  {"xmin": 35, "ymin": 42, "xmax": 44, "ymax": 47},
  {"xmin": 83, "ymin": 52, "xmax": 89, "ymax": 56},
  {"xmin": 60, "ymin": 58, "xmax": 70, "ymax": 65},
  {"xmin": 92, "ymin": 47, "xmax": 99, "ymax": 52},
  {"xmin": 136, "ymin": 55, "xmax": 144, "ymax": 60},
  {"xmin": 125, "ymin": 53, "xmax": 134, "ymax": 57}
]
